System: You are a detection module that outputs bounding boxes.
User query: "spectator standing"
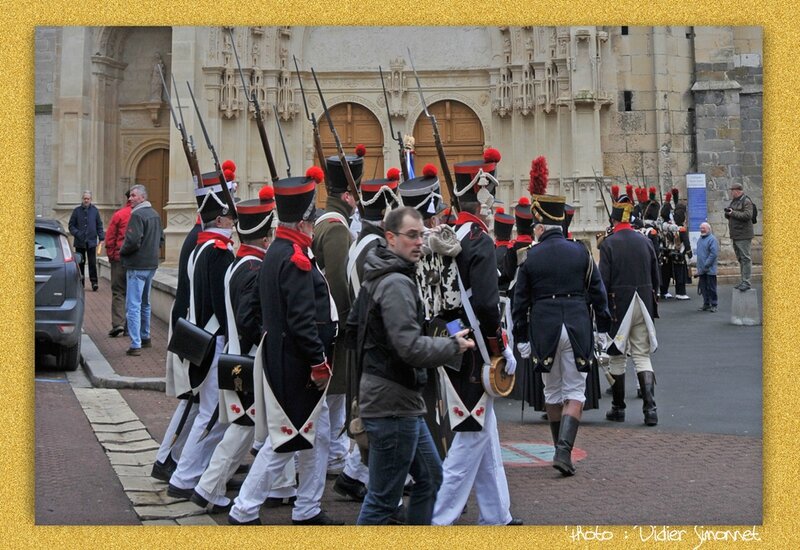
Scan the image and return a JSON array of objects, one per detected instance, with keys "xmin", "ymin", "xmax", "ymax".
[
  {"xmin": 119, "ymin": 184, "xmax": 164, "ymax": 356},
  {"xmin": 724, "ymin": 182, "xmax": 755, "ymax": 291},
  {"xmin": 696, "ymin": 222, "xmax": 719, "ymax": 312},
  {"xmin": 104, "ymin": 191, "xmax": 132, "ymax": 337},
  {"xmin": 68, "ymin": 190, "xmax": 105, "ymax": 290}
]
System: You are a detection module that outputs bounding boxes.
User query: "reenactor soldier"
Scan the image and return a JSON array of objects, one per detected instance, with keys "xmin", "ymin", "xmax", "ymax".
[
  {"xmin": 313, "ymin": 146, "xmax": 364, "ymax": 478},
  {"xmin": 659, "ymin": 188, "xmax": 692, "ymax": 300},
  {"xmin": 493, "ymin": 207, "xmax": 516, "ymax": 295},
  {"xmin": 228, "ymin": 166, "xmax": 343, "ymax": 525}
]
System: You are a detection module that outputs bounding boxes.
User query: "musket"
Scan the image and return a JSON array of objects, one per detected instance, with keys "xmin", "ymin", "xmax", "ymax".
[
  {"xmin": 293, "ymin": 55, "xmax": 328, "ymax": 179},
  {"xmin": 379, "ymin": 66, "xmax": 408, "ymax": 181},
  {"xmin": 407, "ymin": 48, "xmax": 458, "ymax": 212},
  {"xmin": 592, "ymin": 166, "xmax": 612, "ymax": 222},
  {"xmin": 186, "ymin": 82, "xmax": 238, "ymax": 221},
  {"xmin": 273, "ymin": 104, "xmax": 291, "ymax": 177},
  {"xmin": 310, "ymin": 67, "xmax": 365, "ymax": 217},
  {"xmin": 228, "ymin": 28, "xmax": 279, "ymax": 183},
  {"xmin": 159, "ymin": 68, "xmax": 203, "ymax": 189}
]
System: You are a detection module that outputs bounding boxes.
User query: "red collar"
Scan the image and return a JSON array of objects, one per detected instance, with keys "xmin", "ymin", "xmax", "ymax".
[
  {"xmin": 276, "ymin": 226, "xmax": 312, "ymax": 249},
  {"xmin": 237, "ymin": 244, "xmax": 266, "ymax": 260},
  {"xmin": 455, "ymin": 211, "xmax": 489, "ymax": 233},
  {"xmin": 197, "ymin": 231, "xmax": 234, "ymax": 250},
  {"xmin": 613, "ymin": 222, "xmax": 633, "ymax": 234},
  {"xmin": 495, "ymin": 240, "xmax": 513, "ymax": 248},
  {"xmin": 515, "ymin": 234, "xmax": 533, "ymax": 244}
]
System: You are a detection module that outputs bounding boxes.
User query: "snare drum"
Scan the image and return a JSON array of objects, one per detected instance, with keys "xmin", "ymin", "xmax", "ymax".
[{"xmin": 481, "ymin": 355, "xmax": 515, "ymax": 398}]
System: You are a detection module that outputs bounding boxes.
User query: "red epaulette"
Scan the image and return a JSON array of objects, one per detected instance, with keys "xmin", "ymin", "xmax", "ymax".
[{"xmin": 290, "ymin": 244, "xmax": 311, "ymax": 271}]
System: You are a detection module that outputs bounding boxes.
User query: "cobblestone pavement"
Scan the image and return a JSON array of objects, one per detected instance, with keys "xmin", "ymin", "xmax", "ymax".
[{"xmin": 37, "ymin": 277, "xmax": 762, "ymax": 527}]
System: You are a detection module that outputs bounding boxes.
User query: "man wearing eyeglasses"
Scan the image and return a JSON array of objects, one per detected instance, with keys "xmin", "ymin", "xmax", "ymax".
[{"xmin": 350, "ymin": 206, "xmax": 473, "ymax": 525}]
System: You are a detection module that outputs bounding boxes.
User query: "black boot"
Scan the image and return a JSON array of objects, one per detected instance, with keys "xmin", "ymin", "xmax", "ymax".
[
  {"xmin": 605, "ymin": 374, "xmax": 626, "ymax": 422},
  {"xmin": 549, "ymin": 421, "xmax": 561, "ymax": 447},
  {"xmin": 552, "ymin": 415, "xmax": 579, "ymax": 476},
  {"xmin": 638, "ymin": 371, "xmax": 658, "ymax": 426}
]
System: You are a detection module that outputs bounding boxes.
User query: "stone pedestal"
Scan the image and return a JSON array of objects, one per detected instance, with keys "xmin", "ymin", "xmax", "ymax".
[{"xmin": 731, "ymin": 288, "xmax": 761, "ymax": 326}]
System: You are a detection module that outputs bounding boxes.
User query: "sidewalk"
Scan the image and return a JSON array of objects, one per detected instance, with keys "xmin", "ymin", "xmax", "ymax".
[{"xmin": 78, "ymin": 278, "xmax": 762, "ymax": 526}]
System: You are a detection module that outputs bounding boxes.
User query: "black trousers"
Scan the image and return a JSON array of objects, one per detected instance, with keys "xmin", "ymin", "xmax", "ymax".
[{"xmin": 76, "ymin": 245, "xmax": 98, "ymax": 285}]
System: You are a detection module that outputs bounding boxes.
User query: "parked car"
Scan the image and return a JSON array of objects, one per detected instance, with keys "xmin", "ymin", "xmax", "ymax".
[{"xmin": 35, "ymin": 217, "xmax": 85, "ymax": 370}]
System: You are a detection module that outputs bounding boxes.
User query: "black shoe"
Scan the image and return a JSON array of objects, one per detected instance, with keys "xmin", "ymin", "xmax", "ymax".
[
  {"xmin": 108, "ymin": 326, "xmax": 124, "ymax": 337},
  {"xmin": 698, "ymin": 305, "xmax": 711, "ymax": 311},
  {"xmin": 263, "ymin": 496, "xmax": 297, "ymax": 508},
  {"xmin": 291, "ymin": 511, "xmax": 344, "ymax": 525},
  {"xmin": 166, "ymin": 484, "xmax": 194, "ymax": 500},
  {"xmin": 228, "ymin": 515, "xmax": 262, "ymax": 525},
  {"xmin": 507, "ymin": 518, "xmax": 524, "ymax": 525},
  {"xmin": 141, "ymin": 338, "xmax": 152, "ymax": 348},
  {"xmin": 710, "ymin": 306, "xmax": 717, "ymax": 312},
  {"xmin": 92, "ymin": 283, "xmax": 98, "ymax": 291},
  {"xmin": 190, "ymin": 490, "xmax": 231, "ymax": 514},
  {"xmin": 151, "ymin": 457, "xmax": 177, "ymax": 482},
  {"xmin": 333, "ymin": 473, "xmax": 367, "ymax": 501},
  {"xmin": 126, "ymin": 347, "xmax": 141, "ymax": 356}
]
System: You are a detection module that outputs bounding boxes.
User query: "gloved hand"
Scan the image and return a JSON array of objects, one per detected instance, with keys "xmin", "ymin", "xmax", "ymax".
[
  {"xmin": 687, "ymin": 250, "xmax": 693, "ymax": 259},
  {"xmin": 502, "ymin": 346, "xmax": 517, "ymax": 376},
  {"xmin": 516, "ymin": 341, "xmax": 531, "ymax": 359},
  {"xmin": 310, "ymin": 359, "xmax": 332, "ymax": 390},
  {"xmin": 595, "ymin": 332, "xmax": 611, "ymax": 351}
]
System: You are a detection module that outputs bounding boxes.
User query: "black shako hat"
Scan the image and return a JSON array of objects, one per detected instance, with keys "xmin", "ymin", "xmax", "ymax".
[
  {"xmin": 610, "ymin": 194, "xmax": 634, "ymax": 223},
  {"xmin": 325, "ymin": 149, "xmax": 365, "ymax": 194},
  {"xmin": 236, "ymin": 185, "xmax": 276, "ymax": 240},
  {"xmin": 514, "ymin": 197, "xmax": 534, "ymax": 235},
  {"xmin": 453, "ymin": 148, "xmax": 502, "ymax": 204},
  {"xmin": 196, "ymin": 170, "xmax": 236, "ymax": 224},
  {"xmin": 274, "ymin": 167, "xmax": 324, "ymax": 223},
  {"xmin": 493, "ymin": 207, "xmax": 515, "ymax": 241},
  {"xmin": 360, "ymin": 169, "xmax": 400, "ymax": 222},
  {"xmin": 399, "ymin": 164, "xmax": 441, "ymax": 219}
]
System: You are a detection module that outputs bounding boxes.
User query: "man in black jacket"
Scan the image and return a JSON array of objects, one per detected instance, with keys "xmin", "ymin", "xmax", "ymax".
[
  {"xmin": 68, "ymin": 190, "xmax": 105, "ymax": 290},
  {"xmin": 351, "ymin": 207, "xmax": 472, "ymax": 525},
  {"xmin": 119, "ymin": 184, "xmax": 163, "ymax": 356}
]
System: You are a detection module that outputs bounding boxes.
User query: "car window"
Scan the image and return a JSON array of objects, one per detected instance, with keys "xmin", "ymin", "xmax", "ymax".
[{"xmin": 35, "ymin": 232, "xmax": 59, "ymax": 261}]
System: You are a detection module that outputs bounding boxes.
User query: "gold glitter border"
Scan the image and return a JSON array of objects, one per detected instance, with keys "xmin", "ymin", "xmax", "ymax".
[{"xmin": 10, "ymin": 4, "xmax": 793, "ymax": 549}]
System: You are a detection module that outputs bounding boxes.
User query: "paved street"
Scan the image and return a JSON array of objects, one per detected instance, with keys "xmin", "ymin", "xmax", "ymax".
[{"xmin": 35, "ymin": 276, "xmax": 762, "ymax": 528}]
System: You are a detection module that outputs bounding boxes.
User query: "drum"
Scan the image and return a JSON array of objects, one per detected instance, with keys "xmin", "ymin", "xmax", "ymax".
[{"xmin": 481, "ymin": 355, "xmax": 515, "ymax": 398}]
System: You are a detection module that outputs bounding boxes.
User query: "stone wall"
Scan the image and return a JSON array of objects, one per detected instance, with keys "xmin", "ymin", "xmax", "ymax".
[{"xmin": 35, "ymin": 27, "xmax": 60, "ymax": 218}]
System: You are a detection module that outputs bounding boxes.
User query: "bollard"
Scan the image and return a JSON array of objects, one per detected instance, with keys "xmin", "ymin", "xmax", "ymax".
[{"xmin": 731, "ymin": 288, "xmax": 761, "ymax": 326}]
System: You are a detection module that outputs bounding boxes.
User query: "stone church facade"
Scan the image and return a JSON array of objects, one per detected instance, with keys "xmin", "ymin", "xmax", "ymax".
[{"xmin": 35, "ymin": 26, "xmax": 762, "ymax": 271}]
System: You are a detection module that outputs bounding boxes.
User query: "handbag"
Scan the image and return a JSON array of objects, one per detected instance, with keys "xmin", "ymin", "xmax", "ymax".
[
  {"xmin": 167, "ymin": 317, "xmax": 216, "ymax": 368},
  {"xmin": 217, "ymin": 353, "xmax": 255, "ymax": 393}
]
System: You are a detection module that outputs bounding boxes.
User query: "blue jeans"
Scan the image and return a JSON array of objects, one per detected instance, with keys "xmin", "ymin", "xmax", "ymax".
[
  {"xmin": 126, "ymin": 269, "xmax": 155, "ymax": 348},
  {"xmin": 357, "ymin": 416, "xmax": 443, "ymax": 525},
  {"xmin": 698, "ymin": 274, "xmax": 718, "ymax": 307}
]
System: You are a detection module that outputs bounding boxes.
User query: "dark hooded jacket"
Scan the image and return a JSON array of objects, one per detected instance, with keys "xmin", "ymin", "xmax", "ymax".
[{"xmin": 348, "ymin": 244, "xmax": 461, "ymax": 418}]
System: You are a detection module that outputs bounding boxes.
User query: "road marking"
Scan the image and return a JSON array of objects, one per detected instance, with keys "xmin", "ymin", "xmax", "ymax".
[{"xmin": 501, "ymin": 441, "xmax": 587, "ymax": 467}]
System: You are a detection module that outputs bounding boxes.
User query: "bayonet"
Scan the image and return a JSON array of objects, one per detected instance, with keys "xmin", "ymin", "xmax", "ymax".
[
  {"xmin": 160, "ymin": 68, "xmax": 202, "ymax": 189},
  {"xmin": 273, "ymin": 104, "xmax": 291, "ymax": 177},
  {"xmin": 379, "ymin": 66, "xmax": 408, "ymax": 181},
  {"xmin": 407, "ymin": 48, "xmax": 458, "ymax": 212},
  {"xmin": 310, "ymin": 67, "xmax": 364, "ymax": 217},
  {"xmin": 186, "ymin": 81, "xmax": 237, "ymax": 220},
  {"xmin": 293, "ymin": 55, "xmax": 328, "ymax": 176},
  {"xmin": 228, "ymin": 28, "xmax": 279, "ymax": 182}
]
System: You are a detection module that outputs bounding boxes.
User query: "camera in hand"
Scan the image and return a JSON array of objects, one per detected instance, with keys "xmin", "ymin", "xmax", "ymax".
[{"xmin": 446, "ymin": 318, "xmax": 468, "ymax": 337}]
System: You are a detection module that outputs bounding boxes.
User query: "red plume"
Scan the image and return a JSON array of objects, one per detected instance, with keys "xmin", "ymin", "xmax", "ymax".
[
  {"xmin": 422, "ymin": 163, "xmax": 438, "ymax": 177},
  {"xmin": 665, "ymin": 191, "xmax": 672, "ymax": 203},
  {"xmin": 625, "ymin": 184, "xmax": 634, "ymax": 202},
  {"xmin": 518, "ymin": 196, "xmax": 531, "ymax": 206},
  {"xmin": 637, "ymin": 187, "xmax": 648, "ymax": 203},
  {"xmin": 648, "ymin": 186, "xmax": 657, "ymax": 197},
  {"xmin": 306, "ymin": 166, "xmax": 324, "ymax": 183},
  {"xmin": 222, "ymin": 159, "xmax": 236, "ymax": 173},
  {"xmin": 386, "ymin": 167, "xmax": 400, "ymax": 181},
  {"xmin": 223, "ymin": 169, "xmax": 235, "ymax": 182},
  {"xmin": 610, "ymin": 185, "xmax": 620, "ymax": 201},
  {"xmin": 495, "ymin": 207, "xmax": 505, "ymax": 214},
  {"xmin": 259, "ymin": 186, "xmax": 275, "ymax": 201},
  {"xmin": 671, "ymin": 187, "xmax": 680, "ymax": 204},
  {"xmin": 355, "ymin": 144, "xmax": 366, "ymax": 157},
  {"xmin": 528, "ymin": 156, "xmax": 549, "ymax": 196},
  {"xmin": 483, "ymin": 148, "xmax": 502, "ymax": 163}
]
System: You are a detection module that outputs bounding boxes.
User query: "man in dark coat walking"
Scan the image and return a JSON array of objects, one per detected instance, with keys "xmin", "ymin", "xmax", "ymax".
[{"xmin": 68, "ymin": 190, "xmax": 105, "ymax": 290}]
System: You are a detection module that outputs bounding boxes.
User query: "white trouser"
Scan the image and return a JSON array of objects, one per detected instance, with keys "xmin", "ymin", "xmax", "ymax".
[
  {"xmin": 326, "ymin": 394, "xmax": 349, "ymax": 466},
  {"xmin": 169, "ymin": 337, "xmax": 227, "ymax": 490},
  {"xmin": 194, "ymin": 423, "xmax": 254, "ymax": 506},
  {"xmin": 155, "ymin": 398, "xmax": 198, "ymax": 464},
  {"xmin": 343, "ymin": 444, "xmax": 369, "ymax": 484},
  {"xmin": 609, "ymin": 301, "xmax": 654, "ymax": 376},
  {"xmin": 432, "ymin": 400, "xmax": 512, "ymax": 525},
  {"xmin": 542, "ymin": 324, "xmax": 588, "ymax": 404},
  {"xmin": 230, "ymin": 399, "xmax": 331, "ymax": 523}
]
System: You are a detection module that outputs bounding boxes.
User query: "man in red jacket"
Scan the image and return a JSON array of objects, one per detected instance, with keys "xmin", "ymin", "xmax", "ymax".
[{"xmin": 105, "ymin": 191, "xmax": 132, "ymax": 337}]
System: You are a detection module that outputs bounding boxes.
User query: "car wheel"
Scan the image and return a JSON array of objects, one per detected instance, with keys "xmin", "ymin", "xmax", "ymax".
[{"xmin": 56, "ymin": 341, "xmax": 81, "ymax": 371}]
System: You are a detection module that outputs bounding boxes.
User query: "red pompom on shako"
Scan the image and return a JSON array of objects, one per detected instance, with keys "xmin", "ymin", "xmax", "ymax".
[
  {"xmin": 518, "ymin": 196, "xmax": 531, "ymax": 206},
  {"xmin": 422, "ymin": 163, "xmax": 438, "ymax": 178},
  {"xmin": 223, "ymin": 169, "xmax": 235, "ymax": 182},
  {"xmin": 495, "ymin": 206, "xmax": 505, "ymax": 214},
  {"xmin": 355, "ymin": 144, "xmax": 366, "ymax": 157},
  {"xmin": 222, "ymin": 159, "xmax": 236, "ymax": 173},
  {"xmin": 259, "ymin": 185, "xmax": 275, "ymax": 201},
  {"xmin": 483, "ymin": 147, "xmax": 502, "ymax": 163},
  {"xmin": 386, "ymin": 167, "xmax": 400, "ymax": 181},
  {"xmin": 306, "ymin": 165, "xmax": 325, "ymax": 184},
  {"xmin": 529, "ymin": 156, "xmax": 549, "ymax": 196}
]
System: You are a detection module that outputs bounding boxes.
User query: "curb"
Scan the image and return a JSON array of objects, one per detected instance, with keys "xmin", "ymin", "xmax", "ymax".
[{"xmin": 80, "ymin": 333, "xmax": 166, "ymax": 391}]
